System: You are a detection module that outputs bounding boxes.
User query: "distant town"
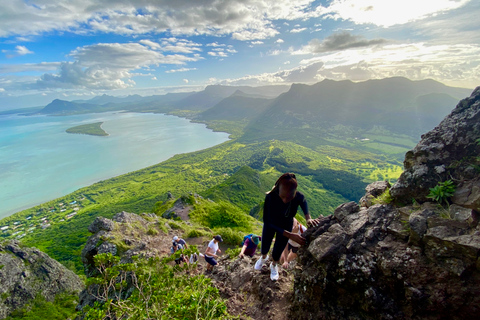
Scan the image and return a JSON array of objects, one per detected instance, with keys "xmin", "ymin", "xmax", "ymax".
[{"xmin": 1, "ymin": 196, "xmax": 86, "ymax": 239}]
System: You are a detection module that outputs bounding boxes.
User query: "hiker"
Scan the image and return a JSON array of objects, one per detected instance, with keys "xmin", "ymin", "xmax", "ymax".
[
  {"xmin": 205, "ymin": 235, "xmax": 223, "ymax": 273},
  {"xmin": 171, "ymin": 236, "xmax": 187, "ymax": 254},
  {"xmin": 255, "ymin": 173, "xmax": 320, "ymax": 280},
  {"xmin": 280, "ymin": 218, "xmax": 307, "ymax": 268},
  {"xmin": 239, "ymin": 234, "xmax": 261, "ymax": 258}
]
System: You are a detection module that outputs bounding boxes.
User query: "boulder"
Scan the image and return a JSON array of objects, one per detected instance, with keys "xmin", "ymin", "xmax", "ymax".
[
  {"xmin": 391, "ymin": 87, "xmax": 480, "ymax": 204},
  {"xmin": 0, "ymin": 241, "xmax": 84, "ymax": 319}
]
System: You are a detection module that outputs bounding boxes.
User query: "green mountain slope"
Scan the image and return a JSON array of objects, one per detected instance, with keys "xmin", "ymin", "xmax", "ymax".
[
  {"xmin": 0, "ymin": 138, "xmax": 400, "ymax": 273},
  {"xmin": 200, "ymin": 165, "xmax": 277, "ymax": 212},
  {"xmin": 240, "ymin": 77, "xmax": 471, "ymax": 147}
]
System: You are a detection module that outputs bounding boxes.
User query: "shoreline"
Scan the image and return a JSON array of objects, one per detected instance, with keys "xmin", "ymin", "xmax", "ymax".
[{"xmin": 0, "ymin": 111, "xmax": 231, "ymax": 220}]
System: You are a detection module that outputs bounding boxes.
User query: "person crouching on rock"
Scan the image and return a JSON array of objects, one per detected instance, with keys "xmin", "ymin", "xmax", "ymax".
[
  {"xmin": 280, "ymin": 218, "xmax": 307, "ymax": 269},
  {"xmin": 239, "ymin": 234, "xmax": 261, "ymax": 258},
  {"xmin": 205, "ymin": 235, "xmax": 223, "ymax": 273},
  {"xmin": 255, "ymin": 173, "xmax": 319, "ymax": 281}
]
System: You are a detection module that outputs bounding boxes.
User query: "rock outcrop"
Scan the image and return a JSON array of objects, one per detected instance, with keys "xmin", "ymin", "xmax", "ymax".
[
  {"xmin": 77, "ymin": 211, "xmax": 178, "ymax": 312},
  {"xmin": 0, "ymin": 240, "xmax": 84, "ymax": 319},
  {"xmin": 290, "ymin": 88, "xmax": 480, "ymax": 319},
  {"xmin": 391, "ymin": 87, "xmax": 480, "ymax": 206}
]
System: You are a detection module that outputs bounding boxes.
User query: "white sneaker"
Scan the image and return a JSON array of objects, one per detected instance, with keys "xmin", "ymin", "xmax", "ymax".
[
  {"xmin": 254, "ymin": 255, "xmax": 268, "ymax": 270},
  {"xmin": 270, "ymin": 262, "xmax": 279, "ymax": 281}
]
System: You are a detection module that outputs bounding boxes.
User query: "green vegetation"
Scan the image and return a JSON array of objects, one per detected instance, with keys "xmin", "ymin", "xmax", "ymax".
[
  {"xmin": 0, "ymin": 138, "xmax": 402, "ymax": 274},
  {"xmin": 427, "ymin": 180, "xmax": 456, "ymax": 206},
  {"xmin": 372, "ymin": 188, "xmax": 394, "ymax": 205},
  {"xmin": 5, "ymin": 292, "xmax": 79, "ymax": 320},
  {"xmin": 189, "ymin": 198, "xmax": 261, "ymax": 245},
  {"xmin": 82, "ymin": 252, "xmax": 233, "ymax": 320},
  {"xmin": 66, "ymin": 122, "xmax": 108, "ymax": 136}
]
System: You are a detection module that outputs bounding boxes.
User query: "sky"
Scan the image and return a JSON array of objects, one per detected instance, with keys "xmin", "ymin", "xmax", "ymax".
[{"xmin": 0, "ymin": 0, "xmax": 479, "ymax": 109}]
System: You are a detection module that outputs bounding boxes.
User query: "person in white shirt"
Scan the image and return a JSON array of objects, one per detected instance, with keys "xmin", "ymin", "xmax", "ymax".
[
  {"xmin": 280, "ymin": 218, "xmax": 307, "ymax": 269},
  {"xmin": 204, "ymin": 235, "xmax": 223, "ymax": 273}
]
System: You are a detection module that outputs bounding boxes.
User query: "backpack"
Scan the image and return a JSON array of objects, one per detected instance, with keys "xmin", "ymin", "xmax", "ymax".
[{"xmin": 241, "ymin": 233, "xmax": 253, "ymax": 246}]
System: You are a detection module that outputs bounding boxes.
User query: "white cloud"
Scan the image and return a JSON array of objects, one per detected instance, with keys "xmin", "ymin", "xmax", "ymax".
[
  {"xmin": 251, "ymin": 41, "xmax": 264, "ymax": 45},
  {"xmin": 208, "ymin": 51, "xmax": 229, "ymax": 57},
  {"xmin": 218, "ymin": 42, "xmax": 480, "ymax": 89},
  {"xmin": 151, "ymin": 76, "xmax": 157, "ymax": 80},
  {"xmin": 0, "ymin": 62, "xmax": 60, "ymax": 74},
  {"xmin": 269, "ymin": 50, "xmax": 282, "ymax": 56},
  {"xmin": 325, "ymin": 0, "xmax": 471, "ymax": 27},
  {"xmin": 0, "ymin": 0, "xmax": 325, "ymax": 41},
  {"xmin": 15, "ymin": 45, "xmax": 33, "ymax": 55},
  {"xmin": 2, "ymin": 45, "xmax": 34, "ymax": 58},
  {"xmin": 165, "ymin": 67, "xmax": 197, "ymax": 73},
  {"xmin": 183, "ymin": 79, "xmax": 189, "ymax": 84},
  {"xmin": 32, "ymin": 42, "xmax": 202, "ymax": 90},
  {"xmin": 290, "ymin": 28, "xmax": 307, "ymax": 33},
  {"xmin": 206, "ymin": 42, "xmax": 225, "ymax": 47},
  {"xmin": 139, "ymin": 39, "xmax": 162, "ymax": 50},
  {"xmin": 0, "ymin": 88, "xmax": 5, "ymax": 92},
  {"xmin": 275, "ymin": 39, "xmax": 285, "ymax": 43}
]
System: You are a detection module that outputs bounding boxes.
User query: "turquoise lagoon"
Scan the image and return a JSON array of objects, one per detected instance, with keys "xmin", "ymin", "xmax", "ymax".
[{"xmin": 0, "ymin": 112, "xmax": 229, "ymax": 218}]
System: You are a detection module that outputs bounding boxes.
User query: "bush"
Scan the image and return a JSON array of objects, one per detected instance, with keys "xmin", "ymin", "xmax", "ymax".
[
  {"xmin": 6, "ymin": 292, "xmax": 79, "ymax": 320},
  {"xmin": 185, "ymin": 228, "xmax": 210, "ymax": 238},
  {"xmin": 212, "ymin": 227, "xmax": 243, "ymax": 246},
  {"xmin": 146, "ymin": 226, "xmax": 159, "ymax": 236},
  {"xmin": 81, "ymin": 253, "xmax": 233, "ymax": 320},
  {"xmin": 427, "ymin": 180, "xmax": 456, "ymax": 205},
  {"xmin": 372, "ymin": 189, "xmax": 393, "ymax": 205}
]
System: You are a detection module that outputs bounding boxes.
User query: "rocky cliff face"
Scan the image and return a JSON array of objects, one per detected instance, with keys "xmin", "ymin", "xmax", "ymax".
[
  {"xmin": 391, "ymin": 86, "xmax": 480, "ymax": 207},
  {"xmin": 0, "ymin": 240, "xmax": 84, "ymax": 319},
  {"xmin": 290, "ymin": 88, "xmax": 480, "ymax": 319}
]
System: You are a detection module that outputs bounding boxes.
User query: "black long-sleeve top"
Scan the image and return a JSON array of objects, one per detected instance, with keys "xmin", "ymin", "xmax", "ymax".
[{"xmin": 263, "ymin": 189, "xmax": 309, "ymax": 234}]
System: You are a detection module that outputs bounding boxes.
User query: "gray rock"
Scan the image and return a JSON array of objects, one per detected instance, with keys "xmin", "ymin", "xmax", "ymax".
[
  {"xmin": 307, "ymin": 223, "xmax": 348, "ymax": 262},
  {"xmin": 88, "ymin": 216, "xmax": 114, "ymax": 234},
  {"xmin": 334, "ymin": 201, "xmax": 360, "ymax": 222},
  {"xmin": 0, "ymin": 241, "xmax": 84, "ymax": 319},
  {"xmin": 408, "ymin": 209, "xmax": 436, "ymax": 245},
  {"xmin": 113, "ymin": 211, "xmax": 147, "ymax": 224},
  {"xmin": 391, "ymin": 87, "xmax": 480, "ymax": 204},
  {"xmin": 360, "ymin": 181, "xmax": 391, "ymax": 208},
  {"xmin": 452, "ymin": 178, "xmax": 480, "ymax": 210}
]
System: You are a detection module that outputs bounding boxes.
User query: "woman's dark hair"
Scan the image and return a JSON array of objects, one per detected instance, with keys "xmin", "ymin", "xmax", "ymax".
[{"xmin": 268, "ymin": 173, "xmax": 297, "ymax": 194}]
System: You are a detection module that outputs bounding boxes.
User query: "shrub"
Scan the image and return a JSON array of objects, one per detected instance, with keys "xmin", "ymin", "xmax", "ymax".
[
  {"xmin": 81, "ymin": 253, "xmax": 232, "ymax": 320},
  {"xmin": 372, "ymin": 189, "xmax": 393, "ymax": 205},
  {"xmin": 427, "ymin": 180, "xmax": 456, "ymax": 206},
  {"xmin": 213, "ymin": 227, "xmax": 243, "ymax": 246},
  {"xmin": 185, "ymin": 228, "xmax": 210, "ymax": 238},
  {"xmin": 146, "ymin": 226, "xmax": 159, "ymax": 236}
]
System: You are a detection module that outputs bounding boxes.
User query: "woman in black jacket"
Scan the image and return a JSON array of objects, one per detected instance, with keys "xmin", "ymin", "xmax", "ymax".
[{"xmin": 254, "ymin": 173, "xmax": 319, "ymax": 280}]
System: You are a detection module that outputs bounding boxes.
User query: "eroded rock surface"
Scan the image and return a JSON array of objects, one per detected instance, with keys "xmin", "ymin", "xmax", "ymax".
[
  {"xmin": 0, "ymin": 240, "xmax": 84, "ymax": 319},
  {"xmin": 391, "ymin": 87, "xmax": 480, "ymax": 205}
]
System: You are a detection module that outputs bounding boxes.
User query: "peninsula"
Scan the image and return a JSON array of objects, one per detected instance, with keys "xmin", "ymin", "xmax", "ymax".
[{"xmin": 66, "ymin": 122, "xmax": 109, "ymax": 136}]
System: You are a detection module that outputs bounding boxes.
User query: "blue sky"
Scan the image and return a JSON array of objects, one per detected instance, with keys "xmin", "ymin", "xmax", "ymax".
[{"xmin": 0, "ymin": 0, "xmax": 479, "ymax": 108}]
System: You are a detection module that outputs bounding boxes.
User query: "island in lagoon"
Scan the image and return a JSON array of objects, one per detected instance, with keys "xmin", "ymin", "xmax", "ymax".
[{"xmin": 66, "ymin": 122, "xmax": 109, "ymax": 136}]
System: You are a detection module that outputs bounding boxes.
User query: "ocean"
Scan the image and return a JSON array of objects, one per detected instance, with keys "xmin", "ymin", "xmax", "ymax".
[{"xmin": 0, "ymin": 112, "xmax": 230, "ymax": 219}]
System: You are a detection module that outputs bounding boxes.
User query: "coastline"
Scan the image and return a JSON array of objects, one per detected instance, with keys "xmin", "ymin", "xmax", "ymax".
[{"xmin": 0, "ymin": 111, "xmax": 231, "ymax": 221}]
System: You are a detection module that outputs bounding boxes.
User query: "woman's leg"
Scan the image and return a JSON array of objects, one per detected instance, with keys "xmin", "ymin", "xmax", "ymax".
[
  {"xmin": 271, "ymin": 231, "xmax": 290, "ymax": 262},
  {"xmin": 260, "ymin": 224, "xmax": 276, "ymax": 257}
]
